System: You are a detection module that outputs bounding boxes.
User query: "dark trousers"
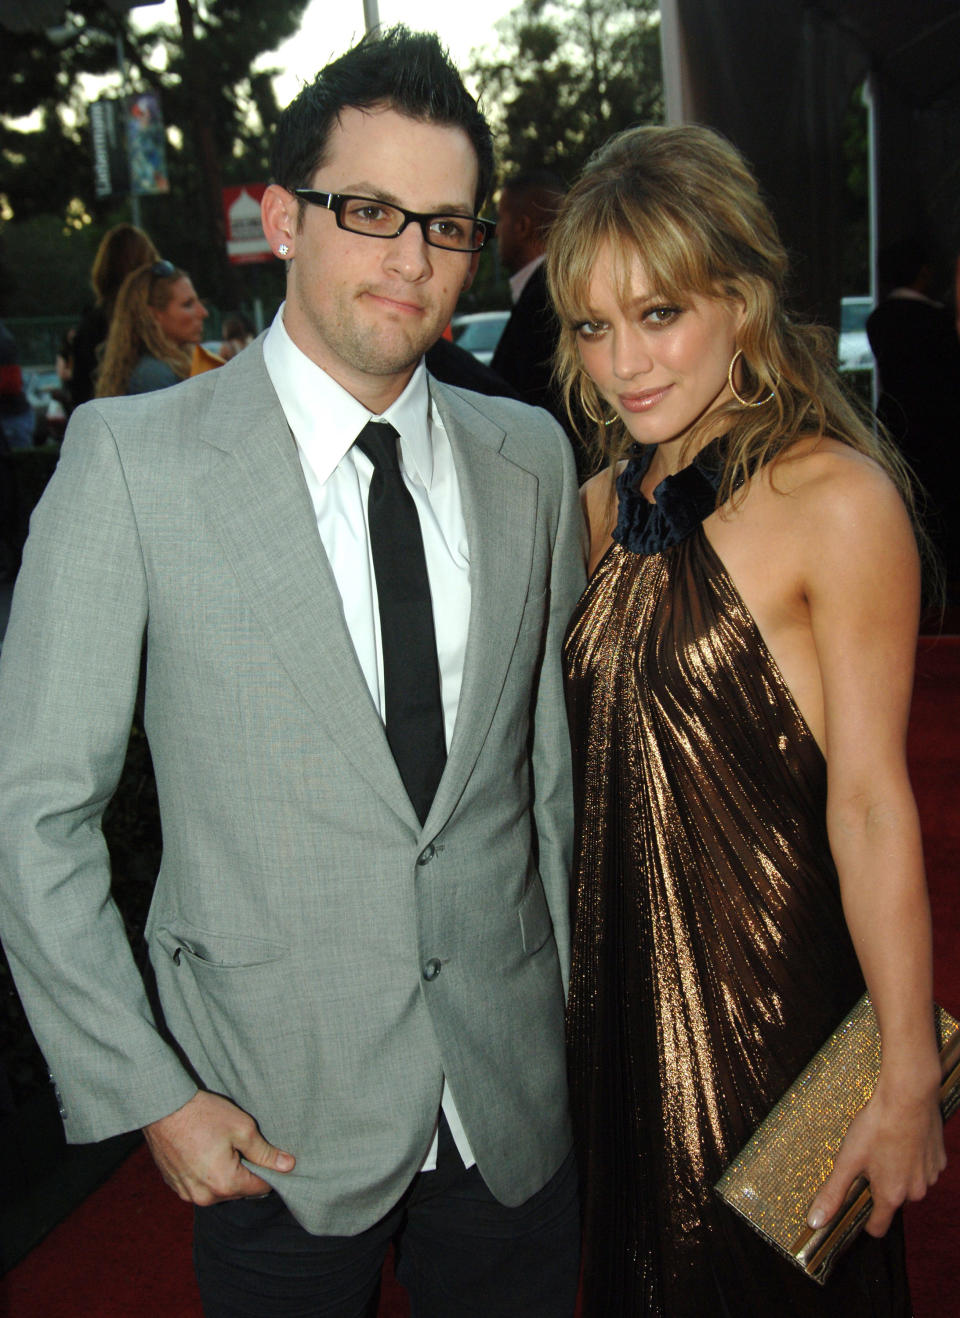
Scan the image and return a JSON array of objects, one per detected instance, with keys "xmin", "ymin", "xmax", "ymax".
[{"xmin": 194, "ymin": 1116, "xmax": 580, "ymax": 1317}]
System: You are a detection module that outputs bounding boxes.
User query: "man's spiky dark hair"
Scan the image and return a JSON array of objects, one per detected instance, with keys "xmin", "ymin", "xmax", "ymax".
[{"xmin": 270, "ymin": 26, "xmax": 494, "ymax": 212}]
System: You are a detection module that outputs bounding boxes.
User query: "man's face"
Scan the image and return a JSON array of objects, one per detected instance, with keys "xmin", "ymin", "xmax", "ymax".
[{"xmin": 269, "ymin": 105, "xmax": 480, "ymax": 411}]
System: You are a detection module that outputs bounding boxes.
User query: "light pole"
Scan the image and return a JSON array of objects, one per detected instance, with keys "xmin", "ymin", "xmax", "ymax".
[
  {"xmin": 45, "ymin": 14, "xmax": 142, "ymax": 226},
  {"xmin": 362, "ymin": 0, "xmax": 380, "ymax": 34},
  {"xmin": 113, "ymin": 28, "xmax": 142, "ymax": 228}
]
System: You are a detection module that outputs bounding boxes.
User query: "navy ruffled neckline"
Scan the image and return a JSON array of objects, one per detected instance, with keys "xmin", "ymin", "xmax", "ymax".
[{"xmin": 613, "ymin": 436, "xmax": 742, "ymax": 556}]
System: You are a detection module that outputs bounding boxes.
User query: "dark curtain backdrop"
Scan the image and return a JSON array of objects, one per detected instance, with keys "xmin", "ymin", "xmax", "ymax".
[{"xmin": 659, "ymin": 0, "xmax": 960, "ymax": 325}]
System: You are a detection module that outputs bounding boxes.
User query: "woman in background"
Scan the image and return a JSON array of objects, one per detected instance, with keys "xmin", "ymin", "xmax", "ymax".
[
  {"xmin": 96, "ymin": 260, "xmax": 208, "ymax": 397},
  {"xmin": 71, "ymin": 223, "xmax": 159, "ymax": 405},
  {"xmin": 218, "ymin": 311, "xmax": 256, "ymax": 361},
  {"xmin": 549, "ymin": 125, "xmax": 944, "ymax": 1317}
]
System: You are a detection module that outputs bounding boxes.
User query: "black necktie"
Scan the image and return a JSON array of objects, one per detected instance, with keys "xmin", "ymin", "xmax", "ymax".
[{"xmin": 354, "ymin": 421, "xmax": 446, "ymax": 825}]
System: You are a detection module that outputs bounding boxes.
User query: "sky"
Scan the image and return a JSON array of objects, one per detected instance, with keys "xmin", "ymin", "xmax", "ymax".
[
  {"xmin": 133, "ymin": 0, "xmax": 521, "ymax": 106},
  {"xmin": 267, "ymin": 0, "xmax": 520, "ymax": 103},
  {"xmin": 7, "ymin": 2, "xmax": 521, "ymax": 139}
]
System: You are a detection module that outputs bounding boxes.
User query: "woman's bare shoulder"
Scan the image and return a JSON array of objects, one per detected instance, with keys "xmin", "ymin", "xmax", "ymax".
[
  {"xmin": 762, "ymin": 435, "xmax": 907, "ymax": 524},
  {"xmin": 744, "ymin": 435, "xmax": 917, "ymax": 585},
  {"xmin": 769, "ymin": 433, "xmax": 889, "ymax": 487},
  {"xmin": 580, "ymin": 464, "xmax": 620, "ymax": 517}
]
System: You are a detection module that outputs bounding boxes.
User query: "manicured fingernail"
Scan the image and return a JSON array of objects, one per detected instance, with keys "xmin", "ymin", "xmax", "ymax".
[{"xmin": 807, "ymin": 1209, "xmax": 825, "ymax": 1229}]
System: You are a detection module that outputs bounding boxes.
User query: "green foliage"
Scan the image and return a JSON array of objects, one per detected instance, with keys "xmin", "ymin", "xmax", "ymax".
[
  {"xmin": 0, "ymin": 0, "xmax": 308, "ymax": 315},
  {"xmin": 144, "ymin": 0, "xmax": 306, "ymax": 184},
  {"xmin": 469, "ymin": 0, "xmax": 663, "ymax": 187},
  {"xmin": 0, "ymin": 108, "xmax": 92, "ymax": 226},
  {"xmin": 3, "ymin": 2, "xmax": 119, "ymax": 122},
  {"xmin": 0, "ymin": 215, "xmax": 100, "ymax": 316}
]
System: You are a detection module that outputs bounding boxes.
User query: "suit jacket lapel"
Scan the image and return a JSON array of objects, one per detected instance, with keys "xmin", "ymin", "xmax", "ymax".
[
  {"xmin": 195, "ymin": 346, "xmax": 416, "ymax": 825},
  {"xmin": 425, "ymin": 383, "xmax": 537, "ymax": 833}
]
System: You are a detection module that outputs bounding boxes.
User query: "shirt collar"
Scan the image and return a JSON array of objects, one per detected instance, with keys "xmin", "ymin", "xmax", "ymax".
[
  {"xmin": 509, "ymin": 252, "xmax": 546, "ymax": 304},
  {"xmin": 263, "ymin": 304, "xmax": 435, "ymax": 487},
  {"xmin": 888, "ymin": 286, "xmax": 944, "ymax": 308}
]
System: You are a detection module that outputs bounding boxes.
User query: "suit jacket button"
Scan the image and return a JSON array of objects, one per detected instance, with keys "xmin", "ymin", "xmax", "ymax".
[
  {"xmin": 417, "ymin": 844, "xmax": 436, "ymax": 866},
  {"xmin": 422, "ymin": 958, "xmax": 442, "ymax": 981}
]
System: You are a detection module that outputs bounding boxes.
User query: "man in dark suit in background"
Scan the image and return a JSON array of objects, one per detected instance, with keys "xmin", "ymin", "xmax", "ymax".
[
  {"xmin": 490, "ymin": 172, "xmax": 590, "ymax": 472},
  {"xmin": 867, "ymin": 236, "xmax": 960, "ymax": 585}
]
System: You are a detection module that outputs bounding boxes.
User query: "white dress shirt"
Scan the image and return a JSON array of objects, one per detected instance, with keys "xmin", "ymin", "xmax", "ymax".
[
  {"xmin": 263, "ymin": 307, "xmax": 475, "ymax": 1172},
  {"xmin": 508, "ymin": 252, "xmax": 546, "ymax": 305}
]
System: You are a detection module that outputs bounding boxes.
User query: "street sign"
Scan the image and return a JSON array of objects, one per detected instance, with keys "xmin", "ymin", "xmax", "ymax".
[
  {"xmin": 90, "ymin": 98, "xmax": 129, "ymax": 199},
  {"xmin": 223, "ymin": 185, "xmax": 273, "ymax": 265}
]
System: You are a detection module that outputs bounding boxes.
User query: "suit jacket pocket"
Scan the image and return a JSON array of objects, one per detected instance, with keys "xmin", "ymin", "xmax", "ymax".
[
  {"xmin": 153, "ymin": 921, "xmax": 287, "ymax": 969},
  {"xmin": 518, "ymin": 878, "xmax": 554, "ymax": 956},
  {"xmin": 151, "ymin": 921, "xmax": 291, "ymax": 1109}
]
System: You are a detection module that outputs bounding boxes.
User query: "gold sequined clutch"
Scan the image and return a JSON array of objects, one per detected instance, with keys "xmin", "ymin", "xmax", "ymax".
[{"xmin": 715, "ymin": 994, "xmax": 960, "ymax": 1284}]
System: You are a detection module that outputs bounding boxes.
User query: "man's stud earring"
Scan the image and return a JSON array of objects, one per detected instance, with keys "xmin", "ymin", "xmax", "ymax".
[{"xmin": 278, "ymin": 243, "xmax": 290, "ymax": 257}]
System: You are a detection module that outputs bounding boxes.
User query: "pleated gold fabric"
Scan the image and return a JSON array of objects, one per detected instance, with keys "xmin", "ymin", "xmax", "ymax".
[{"xmin": 564, "ymin": 525, "xmax": 911, "ymax": 1317}]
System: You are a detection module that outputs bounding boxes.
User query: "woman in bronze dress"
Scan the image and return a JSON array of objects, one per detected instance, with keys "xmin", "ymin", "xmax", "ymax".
[{"xmin": 548, "ymin": 125, "xmax": 945, "ymax": 1316}]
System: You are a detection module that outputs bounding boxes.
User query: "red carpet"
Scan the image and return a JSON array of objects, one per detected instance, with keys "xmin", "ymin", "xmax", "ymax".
[
  {"xmin": 899, "ymin": 637, "xmax": 960, "ymax": 1318},
  {"xmin": 2, "ymin": 639, "xmax": 957, "ymax": 1317}
]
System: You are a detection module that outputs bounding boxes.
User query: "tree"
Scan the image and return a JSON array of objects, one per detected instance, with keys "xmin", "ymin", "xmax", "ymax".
[
  {"xmin": 469, "ymin": 0, "xmax": 663, "ymax": 187},
  {"xmin": 0, "ymin": 0, "xmax": 310, "ymax": 316},
  {"xmin": 454, "ymin": 0, "xmax": 661, "ymax": 312}
]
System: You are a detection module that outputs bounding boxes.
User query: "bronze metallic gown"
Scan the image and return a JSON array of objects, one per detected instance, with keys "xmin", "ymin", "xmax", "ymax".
[{"xmin": 564, "ymin": 442, "xmax": 910, "ymax": 1317}]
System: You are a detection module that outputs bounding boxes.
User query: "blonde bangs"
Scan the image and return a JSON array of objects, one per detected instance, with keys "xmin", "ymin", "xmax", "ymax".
[{"xmin": 545, "ymin": 124, "xmax": 933, "ymax": 595}]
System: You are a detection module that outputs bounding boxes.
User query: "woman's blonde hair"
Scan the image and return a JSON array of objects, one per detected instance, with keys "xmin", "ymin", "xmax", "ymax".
[
  {"xmin": 546, "ymin": 124, "xmax": 916, "ymax": 513},
  {"xmin": 95, "ymin": 262, "xmax": 193, "ymax": 398}
]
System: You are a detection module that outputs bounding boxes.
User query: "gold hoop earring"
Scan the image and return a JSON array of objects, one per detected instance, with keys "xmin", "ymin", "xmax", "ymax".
[
  {"xmin": 579, "ymin": 389, "xmax": 617, "ymax": 428},
  {"xmin": 727, "ymin": 349, "xmax": 775, "ymax": 407}
]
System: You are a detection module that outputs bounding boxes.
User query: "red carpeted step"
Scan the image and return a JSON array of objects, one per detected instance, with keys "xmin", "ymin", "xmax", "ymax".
[
  {"xmin": 904, "ymin": 637, "xmax": 960, "ymax": 1318},
  {"xmin": 0, "ymin": 1145, "xmax": 413, "ymax": 1316},
  {"xmin": 2, "ymin": 639, "xmax": 958, "ymax": 1316},
  {"xmin": 0, "ymin": 1142, "xmax": 199, "ymax": 1315}
]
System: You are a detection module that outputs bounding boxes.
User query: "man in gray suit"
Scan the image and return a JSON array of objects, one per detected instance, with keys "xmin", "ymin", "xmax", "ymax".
[{"xmin": 0, "ymin": 26, "xmax": 584, "ymax": 1318}]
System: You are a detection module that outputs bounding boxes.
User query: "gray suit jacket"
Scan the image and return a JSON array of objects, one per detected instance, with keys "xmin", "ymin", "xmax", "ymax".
[{"xmin": 0, "ymin": 341, "xmax": 585, "ymax": 1235}]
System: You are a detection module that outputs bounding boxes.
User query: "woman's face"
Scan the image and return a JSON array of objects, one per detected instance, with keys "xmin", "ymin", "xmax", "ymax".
[
  {"xmin": 151, "ymin": 277, "xmax": 208, "ymax": 347},
  {"xmin": 575, "ymin": 242, "xmax": 744, "ymax": 456}
]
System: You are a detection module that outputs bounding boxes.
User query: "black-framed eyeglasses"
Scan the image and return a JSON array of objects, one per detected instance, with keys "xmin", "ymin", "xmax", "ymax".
[
  {"xmin": 150, "ymin": 259, "xmax": 176, "ymax": 278},
  {"xmin": 292, "ymin": 190, "xmax": 496, "ymax": 253}
]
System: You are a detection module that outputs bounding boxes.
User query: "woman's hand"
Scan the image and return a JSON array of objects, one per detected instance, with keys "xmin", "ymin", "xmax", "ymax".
[{"xmin": 807, "ymin": 1070, "xmax": 945, "ymax": 1236}]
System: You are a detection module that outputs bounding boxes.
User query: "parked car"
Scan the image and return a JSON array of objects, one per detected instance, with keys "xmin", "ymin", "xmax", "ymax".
[
  {"xmin": 839, "ymin": 295, "xmax": 874, "ymax": 373},
  {"xmin": 451, "ymin": 310, "xmax": 510, "ymax": 366}
]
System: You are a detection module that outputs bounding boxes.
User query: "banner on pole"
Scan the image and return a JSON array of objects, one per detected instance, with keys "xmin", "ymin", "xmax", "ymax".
[{"xmin": 127, "ymin": 91, "xmax": 169, "ymax": 196}]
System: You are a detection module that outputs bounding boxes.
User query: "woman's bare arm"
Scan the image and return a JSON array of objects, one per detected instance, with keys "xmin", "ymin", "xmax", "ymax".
[{"xmin": 797, "ymin": 450, "xmax": 945, "ymax": 1236}]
